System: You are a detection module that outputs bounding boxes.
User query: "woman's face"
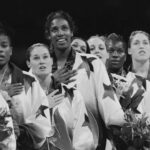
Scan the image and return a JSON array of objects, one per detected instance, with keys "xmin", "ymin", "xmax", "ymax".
[
  {"xmin": 129, "ymin": 33, "xmax": 150, "ymax": 62},
  {"xmin": 0, "ymin": 34, "xmax": 12, "ymax": 67},
  {"xmin": 71, "ymin": 38, "xmax": 87, "ymax": 53},
  {"xmin": 49, "ymin": 18, "xmax": 73, "ymax": 51},
  {"xmin": 27, "ymin": 46, "xmax": 52, "ymax": 77},
  {"xmin": 88, "ymin": 37, "xmax": 108, "ymax": 64}
]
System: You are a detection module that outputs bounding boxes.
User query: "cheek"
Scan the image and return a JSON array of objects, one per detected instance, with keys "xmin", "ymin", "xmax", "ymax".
[
  {"xmin": 91, "ymin": 50, "xmax": 96, "ymax": 54},
  {"xmin": 101, "ymin": 50, "xmax": 107, "ymax": 54},
  {"xmin": 30, "ymin": 62, "xmax": 39, "ymax": 71},
  {"xmin": 120, "ymin": 55, "xmax": 126, "ymax": 62},
  {"xmin": 130, "ymin": 47, "xmax": 138, "ymax": 55},
  {"xmin": 5, "ymin": 50, "xmax": 12, "ymax": 57}
]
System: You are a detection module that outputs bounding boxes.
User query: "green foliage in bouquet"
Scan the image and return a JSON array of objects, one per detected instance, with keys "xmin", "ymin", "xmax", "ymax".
[
  {"xmin": 120, "ymin": 109, "xmax": 150, "ymax": 149},
  {"xmin": 110, "ymin": 109, "xmax": 150, "ymax": 150}
]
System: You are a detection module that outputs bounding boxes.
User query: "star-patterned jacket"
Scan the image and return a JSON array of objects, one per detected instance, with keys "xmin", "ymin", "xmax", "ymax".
[
  {"xmin": 126, "ymin": 72, "xmax": 150, "ymax": 116},
  {"xmin": 4, "ymin": 63, "xmax": 52, "ymax": 150},
  {"xmin": 28, "ymin": 70, "xmax": 97, "ymax": 150},
  {"xmin": 52, "ymin": 50, "xmax": 125, "ymax": 149}
]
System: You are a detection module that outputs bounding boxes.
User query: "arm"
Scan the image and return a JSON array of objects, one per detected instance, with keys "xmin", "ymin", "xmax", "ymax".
[
  {"xmin": 93, "ymin": 59, "xmax": 125, "ymax": 126},
  {"xmin": 72, "ymin": 90, "xmax": 97, "ymax": 150},
  {"xmin": 12, "ymin": 77, "xmax": 52, "ymax": 150}
]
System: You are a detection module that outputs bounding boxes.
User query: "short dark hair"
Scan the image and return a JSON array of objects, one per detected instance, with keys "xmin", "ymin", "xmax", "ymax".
[
  {"xmin": 0, "ymin": 22, "xmax": 14, "ymax": 46},
  {"xmin": 106, "ymin": 33, "xmax": 127, "ymax": 53},
  {"xmin": 44, "ymin": 10, "xmax": 76, "ymax": 40}
]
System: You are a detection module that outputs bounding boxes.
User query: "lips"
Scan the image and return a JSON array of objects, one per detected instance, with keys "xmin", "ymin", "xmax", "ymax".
[
  {"xmin": 139, "ymin": 50, "xmax": 146, "ymax": 54},
  {"xmin": 57, "ymin": 38, "xmax": 66, "ymax": 43},
  {"xmin": 111, "ymin": 60, "xmax": 120, "ymax": 64},
  {"xmin": 39, "ymin": 66, "xmax": 46, "ymax": 70},
  {"xmin": 0, "ymin": 55, "xmax": 5, "ymax": 58},
  {"xmin": 0, "ymin": 55, "xmax": 5, "ymax": 60},
  {"xmin": 57, "ymin": 38, "xmax": 65, "ymax": 42}
]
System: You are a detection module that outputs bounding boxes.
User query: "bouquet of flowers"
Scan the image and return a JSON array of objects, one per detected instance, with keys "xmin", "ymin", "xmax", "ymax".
[
  {"xmin": 110, "ymin": 109, "xmax": 150, "ymax": 150},
  {"xmin": 0, "ymin": 90, "xmax": 14, "ymax": 143},
  {"xmin": 111, "ymin": 73, "xmax": 145, "ymax": 113},
  {"xmin": 109, "ymin": 73, "xmax": 150, "ymax": 149},
  {"xmin": 0, "ymin": 111, "xmax": 12, "ymax": 142}
]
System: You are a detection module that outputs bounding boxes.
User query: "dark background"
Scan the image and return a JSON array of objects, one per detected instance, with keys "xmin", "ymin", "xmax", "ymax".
[{"xmin": 0, "ymin": 0, "xmax": 150, "ymax": 70}]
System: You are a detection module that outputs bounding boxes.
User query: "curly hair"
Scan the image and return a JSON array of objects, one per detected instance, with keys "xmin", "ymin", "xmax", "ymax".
[
  {"xmin": 106, "ymin": 33, "xmax": 127, "ymax": 54},
  {"xmin": 44, "ymin": 10, "xmax": 76, "ymax": 40},
  {"xmin": 0, "ymin": 22, "xmax": 14, "ymax": 46}
]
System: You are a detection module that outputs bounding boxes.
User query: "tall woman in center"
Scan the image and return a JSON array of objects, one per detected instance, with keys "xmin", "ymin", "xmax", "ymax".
[{"xmin": 44, "ymin": 10, "xmax": 125, "ymax": 149}]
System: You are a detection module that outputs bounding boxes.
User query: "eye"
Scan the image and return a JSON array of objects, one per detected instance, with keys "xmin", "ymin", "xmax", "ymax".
[
  {"xmin": 33, "ymin": 56, "xmax": 40, "ymax": 60},
  {"xmin": 0, "ymin": 42, "xmax": 9, "ymax": 48},
  {"xmin": 143, "ymin": 40, "xmax": 149, "ymax": 45},
  {"xmin": 43, "ymin": 55, "xmax": 49, "ymax": 59},
  {"xmin": 72, "ymin": 43, "xmax": 78, "ymax": 48},
  {"xmin": 62, "ymin": 25, "xmax": 69, "ymax": 31},
  {"xmin": 99, "ymin": 47, "xmax": 105, "ymax": 51},
  {"xmin": 90, "ymin": 45, "xmax": 95, "ymax": 51},
  {"xmin": 117, "ymin": 49, "xmax": 124, "ymax": 54},
  {"xmin": 43, "ymin": 55, "xmax": 48, "ymax": 59},
  {"xmin": 50, "ymin": 26, "xmax": 58, "ymax": 33},
  {"xmin": 108, "ymin": 48, "xmax": 114, "ymax": 53},
  {"xmin": 133, "ymin": 41, "xmax": 139, "ymax": 45},
  {"xmin": 81, "ymin": 46, "xmax": 86, "ymax": 52}
]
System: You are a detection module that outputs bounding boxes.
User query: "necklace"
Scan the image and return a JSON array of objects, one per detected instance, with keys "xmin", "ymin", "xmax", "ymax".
[{"xmin": 0, "ymin": 67, "xmax": 8, "ymax": 86}]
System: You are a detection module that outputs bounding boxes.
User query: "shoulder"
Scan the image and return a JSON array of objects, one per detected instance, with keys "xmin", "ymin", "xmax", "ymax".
[{"xmin": 77, "ymin": 53, "xmax": 104, "ymax": 66}]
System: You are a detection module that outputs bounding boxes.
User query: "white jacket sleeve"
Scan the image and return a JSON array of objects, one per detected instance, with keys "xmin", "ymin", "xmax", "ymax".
[{"xmin": 93, "ymin": 59, "xmax": 125, "ymax": 126}]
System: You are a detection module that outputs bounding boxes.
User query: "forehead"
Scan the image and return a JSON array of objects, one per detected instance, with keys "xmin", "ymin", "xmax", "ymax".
[
  {"xmin": 31, "ymin": 46, "xmax": 50, "ymax": 56},
  {"xmin": 131, "ymin": 33, "xmax": 149, "ymax": 41},
  {"xmin": 88, "ymin": 37, "xmax": 105, "ymax": 45},
  {"xmin": 72, "ymin": 39, "xmax": 86, "ymax": 46},
  {"xmin": 0, "ymin": 34, "xmax": 10, "ymax": 43},
  {"xmin": 50, "ymin": 18, "xmax": 70, "ymax": 28},
  {"xmin": 107, "ymin": 41, "xmax": 124, "ymax": 49}
]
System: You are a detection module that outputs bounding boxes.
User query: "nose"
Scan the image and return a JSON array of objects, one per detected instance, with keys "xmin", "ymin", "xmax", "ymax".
[
  {"xmin": 57, "ymin": 29, "xmax": 64, "ymax": 36},
  {"xmin": 139, "ymin": 42, "xmax": 144, "ymax": 49},
  {"xmin": 94, "ymin": 51, "xmax": 100, "ymax": 55},
  {"xmin": 112, "ymin": 50, "xmax": 119, "ymax": 57},
  {"xmin": 39, "ymin": 58, "xmax": 45, "ymax": 64},
  {"xmin": 94, "ymin": 48, "xmax": 100, "ymax": 54}
]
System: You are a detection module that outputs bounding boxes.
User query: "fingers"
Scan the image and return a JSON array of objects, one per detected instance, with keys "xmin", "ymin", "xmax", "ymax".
[
  {"xmin": 61, "ymin": 70, "xmax": 77, "ymax": 83},
  {"xmin": 54, "ymin": 67, "xmax": 67, "ymax": 76},
  {"xmin": 66, "ymin": 79, "xmax": 76, "ymax": 84},
  {"xmin": 49, "ymin": 89, "xmax": 59, "ymax": 96},
  {"xmin": 7, "ymin": 83, "xmax": 24, "ymax": 90},
  {"xmin": 48, "ymin": 93, "xmax": 64, "ymax": 108},
  {"xmin": 0, "ymin": 107, "xmax": 7, "ymax": 116},
  {"xmin": 6, "ymin": 83, "xmax": 24, "ymax": 97},
  {"xmin": 53, "ymin": 93, "xmax": 64, "ymax": 100}
]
